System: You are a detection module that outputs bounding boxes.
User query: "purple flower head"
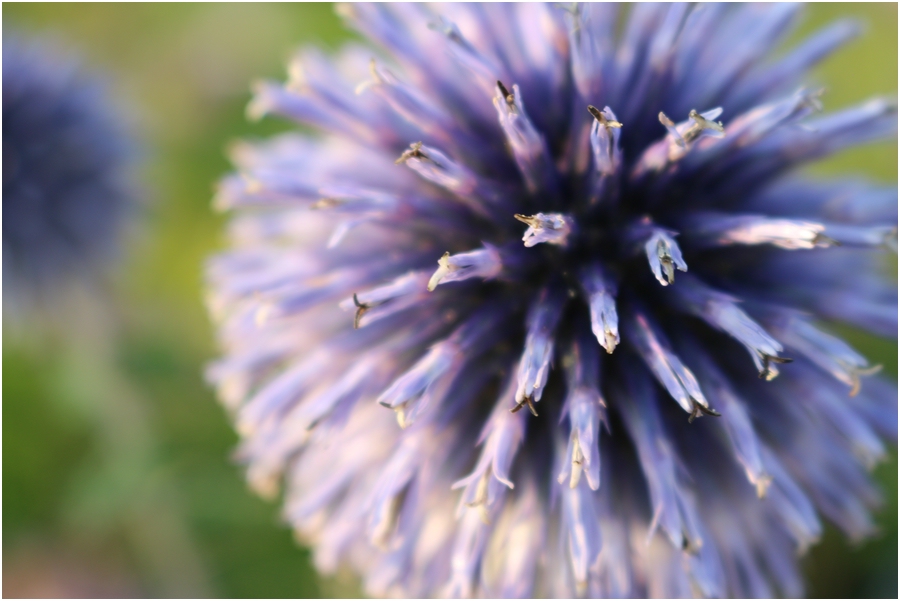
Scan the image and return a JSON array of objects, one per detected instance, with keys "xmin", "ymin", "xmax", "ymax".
[
  {"xmin": 207, "ymin": 4, "xmax": 897, "ymax": 597},
  {"xmin": 3, "ymin": 34, "xmax": 135, "ymax": 309}
]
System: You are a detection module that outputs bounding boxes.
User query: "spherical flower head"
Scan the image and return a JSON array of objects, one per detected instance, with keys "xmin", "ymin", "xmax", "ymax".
[
  {"xmin": 3, "ymin": 33, "xmax": 135, "ymax": 312},
  {"xmin": 206, "ymin": 4, "xmax": 898, "ymax": 597}
]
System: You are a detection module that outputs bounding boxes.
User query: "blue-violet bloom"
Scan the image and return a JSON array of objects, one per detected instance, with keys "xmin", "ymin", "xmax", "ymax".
[
  {"xmin": 3, "ymin": 34, "xmax": 135, "ymax": 310},
  {"xmin": 206, "ymin": 4, "xmax": 898, "ymax": 597}
]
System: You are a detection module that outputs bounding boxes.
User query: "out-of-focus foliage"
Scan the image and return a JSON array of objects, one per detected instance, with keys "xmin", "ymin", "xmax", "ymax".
[{"xmin": 2, "ymin": 3, "xmax": 895, "ymax": 597}]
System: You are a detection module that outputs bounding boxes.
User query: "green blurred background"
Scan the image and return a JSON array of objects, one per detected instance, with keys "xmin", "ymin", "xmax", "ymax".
[{"xmin": 2, "ymin": 3, "xmax": 896, "ymax": 598}]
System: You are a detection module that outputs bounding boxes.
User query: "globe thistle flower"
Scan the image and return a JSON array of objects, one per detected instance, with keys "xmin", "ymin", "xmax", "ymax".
[
  {"xmin": 206, "ymin": 4, "xmax": 897, "ymax": 597},
  {"xmin": 3, "ymin": 34, "xmax": 134, "ymax": 310}
]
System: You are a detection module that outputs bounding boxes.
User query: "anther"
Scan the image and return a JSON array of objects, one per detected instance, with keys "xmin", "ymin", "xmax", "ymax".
[
  {"xmin": 658, "ymin": 109, "xmax": 725, "ymax": 154},
  {"xmin": 603, "ymin": 327, "xmax": 618, "ymax": 354},
  {"xmin": 569, "ymin": 437, "xmax": 584, "ymax": 489},
  {"xmin": 684, "ymin": 109, "xmax": 724, "ymax": 144},
  {"xmin": 352, "ymin": 293, "xmax": 371, "ymax": 329},
  {"xmin": 657, "ymin": 239, "xmax": 679, "ymax": 284},
  {"xmin": 513, "ymin": 213, "xmax": 538, "ymax": 227},
  {"xmin": 687, "ymin": 400, "xmax": 721, "ymax": 423},
  {"xmin": 849, "ymin": 364, "xmax": 883, "ymax": 397},
  {"xmin": 371, "ymin": 486, "xmax": 408, "ymax": 549},
  {"xmin": 354, "ymin": 58, "xmax": 383, "ymax": 95},
  {"xmin": 681, "ymin": 531, "xmax": 703, "ymax": 555},
  {"xmin": 311, "ymin": 197, "xmax": 341, "ymax": 210},
  {"xmin": 464, "ymin": 470, "xmax": 492, "ymax": 524},
  {"xmin": 427, "ymin": 252, "xmax": 453, "ymax": 291},
  {"xmin": 587, "ymin": 105, "xmax": 623, "ymax": 130},
  {"xmin": 514, "ymin": 213, "xmax": 573, "ymax": 247},
  {"xmin": 754, "ymin": 474, "xmax": 773, "ymax": 499},
  {"xmin": 758, "ymin": 354, "xmax": 793, "ymax": 381},
  {"xmin": 496, "ymin": 80, "xmax": 515, "ymax": 109},
  {"xmin": 510, "ymin": 395, "xmax": 538, "ymax": 417},
  {"xmin": 658, "ymin": 110, "xmax": 683, "ymax": 143},
  {"xmin": 659, "ymin": 243, "xmax": 675, "ymax": 284},
  {"xmin": 368, "ymin": 58, "xmax": 381, "ymax": 83},
  {"xmin": 396, "ymin": 141, "xmax": 426, "ymax": 164},
  {"xmin": 811, "ymin": 232, "xmax": 840, "ymax": 247},
  {"xmin": 427, "ymin": 246, "xmax": 502, "ymax": 291},
  {"xmin": 642, "ymin": 227, "xmax": 688, "ymax": 287}
]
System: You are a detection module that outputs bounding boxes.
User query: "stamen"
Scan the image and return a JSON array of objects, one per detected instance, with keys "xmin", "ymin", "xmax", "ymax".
[
  {"xmin": 376, "ymin": 341, "xmax": 458, "ymax": 426},
  {"xmin": 509, "ymin": 394, "xmax": 539, "ymax": 416},
  {"xmin": 513, "ymin": 288, "xmax": 566, "ymax": 411},
  {"xmin": 588, "ymin": 105, "xmax": 623, "ymax": 177},
  {"xmin": 748, "ymin": 96, "xmax": 898, "ymax": 173},
  {"xmin": 493, "ymin": 81, "xmax": 558, "ymax": 194},
  {"xmin": 683, "ymin": 213, "xmax": 837, "ymax": 250},
  {"xmin": 659, "ymin": 111, "xmax": 684, "ymax": 147},
  {"xmin": 587, "ymin": 104, "xmax": 623, "ymax": 129},
  {"xmin": 353, "ymin": 58, "xmax": 381, "ymax": 95},
  {"xmin": 341, "ymin": 271, "xmax": 430, "ymax": 329},
  {"xmin": 680, "ymin": 529, "xmax": 703, "ymax": 555},
  {"xmin": 643, "ymin": 229, "xmax": 688, "ymax": 286},
  {"xmin": 619, "ymin": 367, "xmax": 707, "ymax": 551},
  {"xmin": 557, "ymin": 335, "xmax": 605, "ymax": 491},
  {"xmin": 627, "ymin": 311, "xmax": 715, "ymax": 416},
  {"xmin": 463, "ymin": 469, "xmax": 492, "ymax": 524},
  {"xmin": 360, "ymin": 59, "xmax": 456, "ymax": 139},
  {"xmin": 684, "ymin": 109, "xmax": 725, "ymax": 144},
  {"xmin": 579, "ymin": 264, "xmax": 619, "ymax": 354},
  {"xmin": 812, "ymin": 223, "xmax": 898, "ymax": 251},
  {"xmin": 568, "ymin": 437, "xmax": 584, "ymax": 489},
  {"xmin": 769, "ymin": 313, "xmax": 882, "ymax": 396},
  {"xmin": 452, "ymin": 381, "xmax": 524, "ymax": 528},
  {"xmin": 644, "ymin": 107, "xmax": 725, "ymax": 167},
  {"xmin": 850, "ymin": 364, "xmax": 883, "ymax": 397},
  {"xmin": 496, "ymin": 80, "xmax": 515, "ymax": 109},
  {"xmin": 429, "ymin": 17, "xmax": 499, "ymax": 84},
  {"xmin": 758, "ymin": 354, "xmax": 793, "ymax": 381},
  {"xmin": 659, "ymin": 239, "xmax": 675, "ymax": 283},
  {"xmin": 713, "ymin": 88, "xmax": 826, "ymax": 154},
  {"xmin": 394, "ymin": 141, "xmax": 504, "ymax": 219},
  {"xmin": 754, "ymin": 474, "xmax": 774, "ymax": 499},
  {"xmin": 352, "ymin": 293, "xmax": 369, "ymax": 329},
  {"xmin": 561, "ymin": 474, "xmax": 602, "ymax": 592},
  {"xmin": 395, "ymin": 141, "xmax": 426, "ymax": 164},
  {"xmin": 428, "ymin": 252, "xmax": 452, "ymax": 291},
  {"xmin": 602, "ymin": 328, "xmax": 618, "ymax": 354},
  {"xmin": 427, "ymin": 245, "xmax": 502, "ymax": 291},
  {"xmin": 514, "ymin": 213, "xmax": 573, "ymax": 247},
  {"xmin": 306, "ymin": 188, "xmax": 402, "ymax": 248},
  {"xmin": 685, "ymin": 343, "xmax": 773, "ymax": 497},
  {"xmin": 370, "ymin": 485, "xmax": 409, "ymax": 549},
  {"xmin": 688, "ymin": 399, "xmax": 722, "ymax": 424},
  {"xmin": 668, "ymin": 274, "xmax": 794, "ymax": 377}
]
